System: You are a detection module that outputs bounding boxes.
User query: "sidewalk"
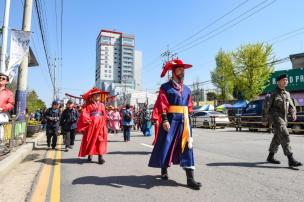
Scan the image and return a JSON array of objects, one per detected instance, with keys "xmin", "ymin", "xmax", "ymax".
[{"xmin": 0, "ymin": 132, "xmax": 48, "ymax": 202}]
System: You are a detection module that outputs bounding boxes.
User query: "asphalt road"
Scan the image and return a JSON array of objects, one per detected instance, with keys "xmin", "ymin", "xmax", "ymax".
[{"xmin": 30, "ymin": 128, "xmax": 304, "ymax": 202}]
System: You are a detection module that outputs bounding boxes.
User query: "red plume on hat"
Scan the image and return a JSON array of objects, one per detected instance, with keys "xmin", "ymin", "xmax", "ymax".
[
  {"xmin": 82, "ymin": 87, "xmax": 103, "ymax": 101},
  {"xmin": 160, "ymin": 59, "xmax": 192, "ymax": 78}
]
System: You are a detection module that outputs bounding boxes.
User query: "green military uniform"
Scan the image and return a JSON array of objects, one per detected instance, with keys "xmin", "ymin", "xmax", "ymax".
[
  {"xmin": 262, "ymin": 87, "xmax": 295, "ymax": 156},
  {"xmin": 262, "ymin": 73, "xmax": 302, "ymax": 167}
]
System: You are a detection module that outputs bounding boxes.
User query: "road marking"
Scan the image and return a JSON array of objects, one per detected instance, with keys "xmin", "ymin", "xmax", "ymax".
[
  {"xmin": 50, "ymin": 136, "xmax": 62, "ymax": 202},
  {"xmin": 140, "ymin": 143, "xmax": 154, "ymax": 149},
  {"xmin": 31, "ymin": 149, "xmax": 55, "ymax": 202}
]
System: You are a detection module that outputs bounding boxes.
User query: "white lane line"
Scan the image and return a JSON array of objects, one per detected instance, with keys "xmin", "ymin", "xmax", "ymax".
[{"xmin": 140, "ymin": 143, "xmax": 154, "ymax": 149}]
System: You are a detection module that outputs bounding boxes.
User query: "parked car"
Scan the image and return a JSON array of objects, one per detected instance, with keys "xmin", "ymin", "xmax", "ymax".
[
  {"xmin": 241, "ymin": 99, "xmax": 267, "ymax": 131},
  {"xmin": 241, "ymin": 99, "xmax": 304, "ymax": 133},
  {"xmin": 288, "ymin": 111, "xmax": 304, "ymax": 134},
  {"xmin": 191, "ymin": 111, "xmax": 230, "ymax": 128}
]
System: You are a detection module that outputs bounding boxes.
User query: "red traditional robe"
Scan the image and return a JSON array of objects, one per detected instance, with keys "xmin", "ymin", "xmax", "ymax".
[{"xmin": 77, "ymin": 101, "xmax": 107, "ymax": 157}]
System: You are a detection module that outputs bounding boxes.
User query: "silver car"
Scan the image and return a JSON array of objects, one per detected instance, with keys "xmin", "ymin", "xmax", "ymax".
[{"xmin": 191, "ymin": 111, "xmax": 230, "ymax": 128}]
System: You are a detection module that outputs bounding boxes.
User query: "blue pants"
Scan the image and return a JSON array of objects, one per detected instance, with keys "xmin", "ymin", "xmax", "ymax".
[{"xmin": 123, "ymin": 125, "xmax": 131, "ymax": 141}]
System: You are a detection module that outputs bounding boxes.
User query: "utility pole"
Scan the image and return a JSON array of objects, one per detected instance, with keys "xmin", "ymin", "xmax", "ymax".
[
  {"xmin": 0, "ymin": 0, "xmax": 11, "ymax": 72},
  {"xmin": 161, "ymin": 46, "xmax": 177, "ymax": 80},
  {"xmin": 15, "ymin": 0, "xmax": 33, "ymax": 121}
]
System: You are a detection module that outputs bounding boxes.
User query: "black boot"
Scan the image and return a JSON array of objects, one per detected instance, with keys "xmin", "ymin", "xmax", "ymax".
[
  {"xmin": 287, "ymin": 154, "xmax": 302, "ymax": 167},
  {"xmin": 161, "ymin": 168, "xmax": 168, "ymax": 180},
  {"xmin": 185, "ymin": 168, "xmax": 202, "ymax": 190},
  {"xmin": 267, "ymin": 153, "xmax": 281, "ymax": 164},
  {"xmin": 98, "ymin": 155, "xmax": 105, "ymax": 164},
  {"xmin": 88, "ymin": 155, "xmax": 92, "ymax": 162}
]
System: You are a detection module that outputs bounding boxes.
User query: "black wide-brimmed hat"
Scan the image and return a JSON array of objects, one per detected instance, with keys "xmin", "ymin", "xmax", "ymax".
[{"xmin": 276, "ymin": 73, "xmax": 287, "ymax": 81}]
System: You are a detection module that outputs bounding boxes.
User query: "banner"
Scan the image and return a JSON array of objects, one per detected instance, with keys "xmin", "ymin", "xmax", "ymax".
[{"xmin": 7, "ymin": 30, "xmax": 31, "ymax": 81}]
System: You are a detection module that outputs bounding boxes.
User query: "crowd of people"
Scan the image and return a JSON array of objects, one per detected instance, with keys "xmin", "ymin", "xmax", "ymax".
[{"xmin": 3, "ymin": 58, "xmax": 302, "ymax": 191}]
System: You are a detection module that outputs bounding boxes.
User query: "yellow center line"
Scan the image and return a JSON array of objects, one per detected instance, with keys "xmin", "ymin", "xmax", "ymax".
[
  {"xmin": 31, "ymin": 149, "xmax": 56, "ymax": 202},
  {"xmin": 50, "ymin": 136, "xmax": 62, "ymax": 202}
]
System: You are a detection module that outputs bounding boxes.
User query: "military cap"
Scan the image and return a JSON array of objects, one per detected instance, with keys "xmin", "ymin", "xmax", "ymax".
[{"xmin": 276, "ymin": 73, "xmax": 287, "ymax": 81}]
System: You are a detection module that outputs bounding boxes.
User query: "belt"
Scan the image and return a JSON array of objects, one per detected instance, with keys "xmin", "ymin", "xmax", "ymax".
[
  {"xmin": 167, "ymin": 105, "xmax": 190, "ymax": 153},
  {"xmin": 90, "ymin": 112, "xmax": 103, "ymax": 116}
]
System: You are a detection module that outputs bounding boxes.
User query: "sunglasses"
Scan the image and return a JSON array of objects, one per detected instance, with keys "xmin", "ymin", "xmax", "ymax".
[{"xmin": 0, "ymin": 77, "xmax": 8, "ymax": 81}]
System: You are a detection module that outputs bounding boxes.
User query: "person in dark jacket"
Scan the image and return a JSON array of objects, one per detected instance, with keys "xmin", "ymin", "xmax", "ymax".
[
  {"xmin": 122, "ymin": 104, "xmax": 134, "ymax": 142},
  {"xmin": 45, "ymin": 100, "xmax": 61, "ymax": 149},
  {"xmin": 60, "ymin": 100, "xmax": 79, "ymax": 151}
]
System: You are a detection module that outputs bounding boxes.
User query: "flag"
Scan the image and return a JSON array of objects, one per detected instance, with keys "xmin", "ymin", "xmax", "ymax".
[{"xmin": 7, "ymin": 30, "xmax": 31, "ymax": 82}]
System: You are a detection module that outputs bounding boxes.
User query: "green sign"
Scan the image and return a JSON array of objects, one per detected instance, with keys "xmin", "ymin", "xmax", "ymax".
[{"xmin": 262, "ymin": 68, "xmax": 304, "ymax": 93}]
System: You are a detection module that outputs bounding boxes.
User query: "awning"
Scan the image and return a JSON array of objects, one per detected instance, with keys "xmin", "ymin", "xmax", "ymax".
[{"xmin": 232, "ymin": 100, "xmax": 248, "ymax": 108}]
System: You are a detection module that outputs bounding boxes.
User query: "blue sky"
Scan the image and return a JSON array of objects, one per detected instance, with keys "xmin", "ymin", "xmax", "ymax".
[{"xmin": 1, "ymin": 0, "xmax": 304, "ymax": 106}]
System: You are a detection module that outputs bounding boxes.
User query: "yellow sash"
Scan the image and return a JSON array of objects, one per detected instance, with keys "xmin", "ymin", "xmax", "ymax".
[{"xmin": 167, "ymin": 105, "xmax": 190, "ymax": 153}]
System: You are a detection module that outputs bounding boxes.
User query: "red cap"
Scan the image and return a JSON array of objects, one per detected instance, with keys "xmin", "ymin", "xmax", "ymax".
[{"xmin": 160, "ymin": 59, "xmax": 192, "ymax": 78}]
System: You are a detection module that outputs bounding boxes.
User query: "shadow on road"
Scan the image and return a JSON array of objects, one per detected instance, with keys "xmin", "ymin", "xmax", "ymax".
[
  {"xmin": 206, "ymin": 162, "xmax": 292, "ymax": 169},
  {"xmin": 72, "ymin": 175, "xmax": 186, "ymax": 189},
  {"xmin": 108, "ymin": 140, "xmax": 124, "ymax": 143},
  {"xmin": 107, "ymin": 151, "xmax": 151, "ymax": 155},
  {"xmin": 35, "ymin": 157, "xmax": 87, "ymax": 165}
]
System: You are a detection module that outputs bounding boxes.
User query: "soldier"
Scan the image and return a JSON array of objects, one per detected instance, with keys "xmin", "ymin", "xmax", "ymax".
[{"xmin": 262, "ymin": 73, "xmax": 302, "ymax": 167}]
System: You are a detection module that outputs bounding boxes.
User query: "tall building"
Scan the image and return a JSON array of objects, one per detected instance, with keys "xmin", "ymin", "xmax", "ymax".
[
  {"xmin": 134, "ymin": 50, "xmax": 142, "ymax": 90},
  {"xmin": 95, "ymin": 29, "xmax": 142, "ymax": 94}
]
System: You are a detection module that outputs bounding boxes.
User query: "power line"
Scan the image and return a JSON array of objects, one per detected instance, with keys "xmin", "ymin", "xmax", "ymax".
[
  {"xmin": 175, "ymin": 0, "xmax": 277, "ymax": 54},
  {"xmin": 171, "ymin": 0, "xmax": 250, "ymax": 51},
  {"xmin": 34, "ymin": 0, "xmax": 55, "ymax": 90},
  {"xmin": 143, "ymin": 0, "xmax": 276, "ymax": 72}
]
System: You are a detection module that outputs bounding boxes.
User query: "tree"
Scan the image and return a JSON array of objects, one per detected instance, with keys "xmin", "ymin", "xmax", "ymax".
[
  {"xmin": 26, "ymin": 90, "xmax": 46, "ymax": 113},
  {"xmin": 233, "ymin": 43, "xmax": 274, "ymax": 100},
  {"xmin": 211, "ymin": 49, "xmax": 234, "ymax": 102},
  {"xmin": 206, "ymin": 92, "xmax": 216, "ymax": 101}
]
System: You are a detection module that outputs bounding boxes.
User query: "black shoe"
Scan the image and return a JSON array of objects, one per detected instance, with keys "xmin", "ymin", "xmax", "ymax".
[
  {"xmin": 185, "ymin": 168, "xmax": 202, "ymax": 190},
  {"xmin": 288, "ymin": 154, "xmax": 302, "ymax": 167},
  {"xmin": 47, "ymin": 143, "xmax": 50, "ymax": 148},
  {"xmin": 267, "ymin": 153, "xmax": 281, "ymax": 164},
  {"xmin": 88, "ymin": 155, "xmax": 92, "ymax": 162},
  {"xmin": 161, "ymin": 168, "xmax": 169, "ymax": 180},
  {"xmin": 98, "ymin": 155, "xmax": 105, "ymax": 164}
]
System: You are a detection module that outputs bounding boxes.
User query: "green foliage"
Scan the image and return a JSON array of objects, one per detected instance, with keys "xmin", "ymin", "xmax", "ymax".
[
  {"xmin": 27, "ymin": 90, "xmax": 46, "ymax": 113},
  {"xmin": 211, "ymin": 43, "xmax": 275, "ymax": 101},
  {"xmin": 210, "ymin": 49, "xmax": 234, "ymax": 101},
  {"xmin": 233, "ymin": 43, "xmax": 274, "ymax": 100},
  {"xmin": 206, "ymin": 92, "xmax": 217, "ymax": 101},
  {"xmin": 27, "ymin": 120, "xmax": 41, "ymax": 125}
]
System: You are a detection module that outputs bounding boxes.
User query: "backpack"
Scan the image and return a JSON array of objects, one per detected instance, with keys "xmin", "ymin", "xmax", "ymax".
[{"xmin": 123, "ymin": 110, "xmax": 132, "ymax": 122}]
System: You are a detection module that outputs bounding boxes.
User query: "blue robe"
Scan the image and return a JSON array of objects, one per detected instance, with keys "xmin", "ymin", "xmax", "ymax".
[{"xmin": 148, "ymin": 81, "xmax": 194, "ymax": 168}]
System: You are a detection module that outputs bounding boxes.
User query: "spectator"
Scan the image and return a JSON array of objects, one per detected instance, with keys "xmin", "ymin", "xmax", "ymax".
[
  {"xmin": 122, "ymin": 104, "xmax": 134, "ymax": 142},
  {"xmin": 0, "ymin": 72, "xmax": 14, "ymax": 123}
]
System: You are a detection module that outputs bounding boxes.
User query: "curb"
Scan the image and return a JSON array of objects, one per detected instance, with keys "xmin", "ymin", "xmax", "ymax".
[{"xmin": 0, "ymin": 132, "xmax": 45, "ymax": 181}]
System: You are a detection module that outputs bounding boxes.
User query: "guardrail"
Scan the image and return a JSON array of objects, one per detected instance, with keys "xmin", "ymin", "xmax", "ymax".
[
  {"xmin": 0, "ymin": 117, "xmax": 27, "ymax": 156},
  {"xmin": 234, "ymin": 114, "xmax": 304, "ymax": 133},
  {"xmin": 191, "ymin": 114, "xmax": 304, "ymax": 134},
  {"xmin": 192, "ymin": 115, "xmax": 228, "ymax": 130}
]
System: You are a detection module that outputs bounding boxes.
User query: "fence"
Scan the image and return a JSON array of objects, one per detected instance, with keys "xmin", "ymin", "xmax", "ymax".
[
  {"xmin": 191, "ymin": 114, "xmax": 304, "ymax": 134},
  {"xmin": 234, "ymin": 115, "xmax": 304, "ymax": 133},
  {"xmin": 192, "ymin": 116, "xmax": 227, "ymax": 129},
  {"xmin": 0, "ymin": 118, "xmax": 27, "ymax": 156}
]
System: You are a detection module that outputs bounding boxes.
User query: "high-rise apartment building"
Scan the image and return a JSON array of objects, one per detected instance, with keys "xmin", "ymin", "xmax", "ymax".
[{"xmin": 95, "ymin": 29, "xmax": 142, "ymax": 93}]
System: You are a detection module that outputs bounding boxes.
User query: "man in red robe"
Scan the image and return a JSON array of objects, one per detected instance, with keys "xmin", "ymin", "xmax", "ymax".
[{"xmin": 77, "ymin": 87, "xmax": 107, "ymax": 164}]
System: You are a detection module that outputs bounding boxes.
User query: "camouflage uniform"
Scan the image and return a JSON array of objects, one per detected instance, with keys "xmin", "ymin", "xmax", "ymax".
[{"xmin": 262, "ymin": 87, "xmax": 296, "ymax": 156}]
